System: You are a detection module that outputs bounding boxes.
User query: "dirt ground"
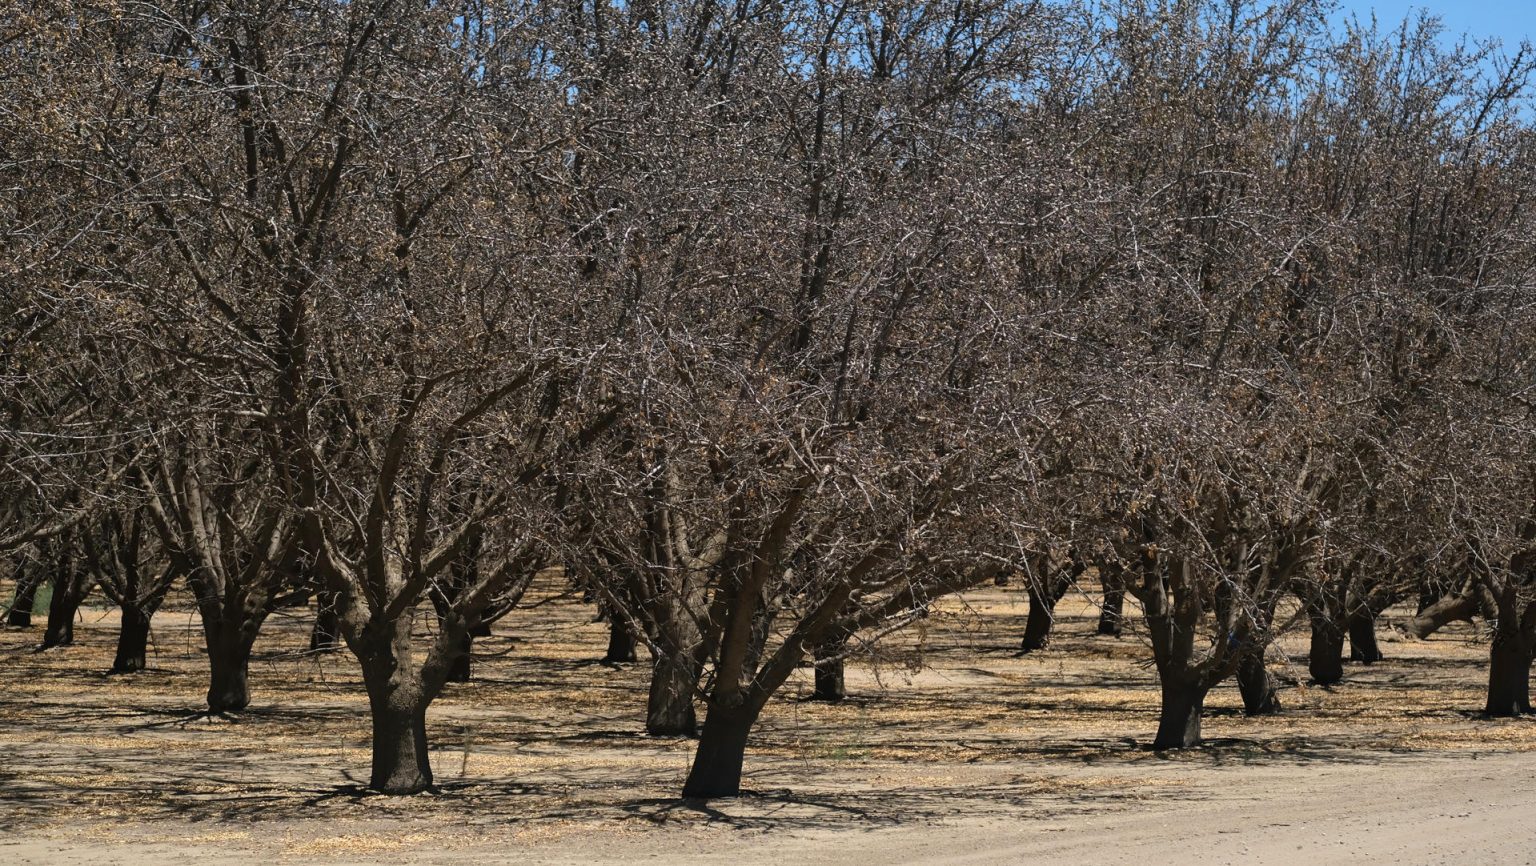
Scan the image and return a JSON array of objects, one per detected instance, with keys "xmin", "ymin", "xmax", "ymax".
[{"xmin": 3, "ymin": 579, "xmax": 1536, "ymax": 864}]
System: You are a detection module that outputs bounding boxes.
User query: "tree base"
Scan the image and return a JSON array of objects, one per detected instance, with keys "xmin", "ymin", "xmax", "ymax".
[
  {"xmin": 681, "ymin": 707, "xmax": 755, "ymax": 798},
  {"xmin": 1151, "ymin": 683, "xmax": 1206, "ymax": 749}
]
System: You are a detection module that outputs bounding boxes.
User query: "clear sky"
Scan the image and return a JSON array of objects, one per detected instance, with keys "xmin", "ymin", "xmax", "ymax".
[{"xmin": 1334, "ymin": 1, "xmax": 1534, "ymax": 46}]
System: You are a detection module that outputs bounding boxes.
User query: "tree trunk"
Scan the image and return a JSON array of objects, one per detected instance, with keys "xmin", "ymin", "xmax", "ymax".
[
  {"xmin": 367, "ymin": 694, "xmax": 433, "ymax": 794},
  {"xmin": 351, "ymin": 615, "xmax": 446, "ymax": 796},
  {"xmin": 310, "ymin": 593, "xmax": 342, "ymax": 651},
  {"xmin": 1097, "ymin": 587, "xmax": 1124, "ymax": 636},
  {"xmin": 1348, "ymin": 608, "xmax": 1383, "ymax": 664},
  {"xmin": 206, "ymin": 637, "xmax": 254, "ymax": 714},
  {"xmin": 1308, "ymin": 610, "xmax": 1345, "ymax": 685},
  {"xmin": 646, "ymin": 653, "xmax": 698, "ymax": 736},
  {"xmin": 7, "ymin": 569, "xmax": 39, "ymax": 628},
  {"xmin": 1237, "ymin": 647, "xmax": 1280, "ymax": 715},
  {"xmin": 1404, "ymin": 592, "xmax": 1478, "ymax": 639},
  {"xmin": 40, "ymin": 574, "xmax": 80, "ymax": 649},
  {"xmin": 810, "ymin": 632, "xmax": 847, "ymax": 703},
  {"xmin": 1152, "ymin": 678, "xmax": 1207, "ymax": 749},
  {"xmin": 445, "ymin": 631, "xmax": 473, "ymax": 683},
  {"xmin": 112, "ymin": 605, "xmax": 153, "ymax": 674},
  {"xmin": 681, "ymin": 703, "xmax": 758, "ymax": 798},
  {"xmin": 1485, "ymin": 637, "xmax": 1533, "ymax": 717},
  {"xmin": 1020, "ymin": 579, "xmax": 1060, "ymax": 652},
  {"xmin": 604, "ymin": 615, "xmax": 637, "ymax": 663}
]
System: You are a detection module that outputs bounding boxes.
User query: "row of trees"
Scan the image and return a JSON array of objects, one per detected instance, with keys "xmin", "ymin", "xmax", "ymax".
[{"xmin": 4, "ymin": 0, "xmax": 1534, "ymax": 797}]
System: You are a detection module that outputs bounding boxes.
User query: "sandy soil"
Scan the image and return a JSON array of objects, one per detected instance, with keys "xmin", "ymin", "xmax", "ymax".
[{"xmin": 3, "ymin": 580, "xmax": 1535, "ymax": 863}]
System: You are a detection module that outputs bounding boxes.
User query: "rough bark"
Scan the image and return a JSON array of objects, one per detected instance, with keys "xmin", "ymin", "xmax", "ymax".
[
  {"xmin": 348, "ymin": 614, "xmax": 450, "ymax": 795},
  {"xmin": 205, "ymin": 633, "xmax": 255, "ymax": 714},
  {"xmin": 1308, "ymin": 609, "xmax": 1345, "ymax": 685},
  {"xmin": 40, "ymin": 570, "xmax": 83, "ymax": 649},
  {"xmin": 604, "ymin": 615, "xmax": 637, "ymax": 663},
  {"xmin": 364, "ymin": 676, "xmax": 433, "ymax": 794},
  {"xmin": 681, "ymin": 703, "xmax": 758, "ymax": 798},
  {"xmin": 445, "ymin": 631, "xmax": 473, "ymax": 684},
  {"xmin": 1348, "ymin": 607, "xmax": 1383, "ymax": 664},
  {"xmin": 310, "ymin": 593, "xmax": 342, "ymax": 651},
  {"xmin": 1237, "ymin": 647, "xmax": 1281, "ymax": 715},
  {"xmin": 1020, "ymin": 571, "xmax": 1069, "ymax": 653},
  {"xmin": 1485, "ymin": 637, "xmax": 1533, "ymax": 717},
  {"xmin": 6, "ymin": 567, "xmax": 40, "ymax": 628},
  {"xmin": 1482, "ymin": 578, "xmax": 1536, "ymax": 718},
  {"xmin": 810, "ymin": 631, "xmax": 848, "ymax": 702},
  {"xmin": 1152, "ymin": 678, "xmax": 1208, "ymax": 749},
  {"xmin": 646, "ymin": 653, "xmax": 699, "ymax": 736},
  {"xmin": 1097, "ymin": 586, "xmax": 1124, "ymax": 637},
  {"xmin": 112, "ymin": 604, "xmax": 154, "ymax": 673},
  {"xmin": 1404, "ymin": 591, "xmax": 1479, "ymax": 639},
  {"xmin": 1138, "ymin": 554, "xmax": 1220, "ymax": 750}
]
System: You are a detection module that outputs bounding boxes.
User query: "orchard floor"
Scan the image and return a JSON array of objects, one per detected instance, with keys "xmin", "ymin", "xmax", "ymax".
[{"xmin": 3, "ymin": 579, "xmax": 1536, "ymax": 864}]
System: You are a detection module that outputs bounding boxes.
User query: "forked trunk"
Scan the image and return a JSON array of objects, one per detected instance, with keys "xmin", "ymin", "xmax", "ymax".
[
  {"xmin": 604, "ymin": 616, "xmax": 637, "ymax": 663},
  {"xmin": 1308, "ymin": 610, "xmax": 1344, "ymax": 685},
  {"xmin": 1485, "ymin": 637, "xmax": 1533, "ymax": 717},
  {"xmin": 112, "ymin": 605, "xmax": 153, "ymax": 674},
  {"xmin": 681, "ymin": 703, "xmax": 758, "ymax": 799},
  {"xmin": 352, "ymin": 616, "xmax": 446, "ymax": 796},
  {"xmin": 1097, "ymin": 587, "xmax": 1124, "ymax": 636},
  {"xmin": 646, "ymin": 652, "xmax": 698, "ymax": 736},
  {"xmin": 1152, "ymin": 678, "xmax": 1207, "ymax": 749},
  {"xmin": 1237, "ymin": 647, "xmax": 1280, "ymax": 715},
  {"xmin": 1348, "ymin": 608, "xmax": 1382, "ymax": 664}
]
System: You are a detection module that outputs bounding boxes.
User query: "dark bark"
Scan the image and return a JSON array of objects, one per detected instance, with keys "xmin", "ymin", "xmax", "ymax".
[
  {"xmin": 810, "ymin": 631, "xmax": 847, "ymax": 702},
  {"xmin": 1417, "ymin": 583, "xmax": 1441, "ymax": 615},
  {"xmin": 1137, "ymin": 554, "xmax": 1221, "ymax": 750},
  {"xmin": 310, "ymin": 593, "xmax": 342, "ymax": 651},
  {"xmin": 1020, "ymin": 572, "xmax": 1068, "ymax": 653},
  {"xmin": 1485, "ymin": 637, "xmax": 1533, "ymax": 717},
  {"xmin": 681, "ymin": 703, "xmax": 758, "ymax": 798},
  {"xmin": 1404, "ymin": 591, "xmax": 1479, "ymax": 639},
  {"xmin": 7, "ymin": 567, "xmax": 40, "ymax": 628},
  {"xmin": 604, "ymin": 615, "xmax": 637, "ymax": 663},
  {"xmin": 366, "ymin": 688, "xmax": 433, "ymax": 794},
  {"xmin": 1482, "ymin": 577, "xmax": 1536, "ymax": 718},
  {"xmin": 1152, "ymin": 678, "xmax": 1208, "ymax": 749},
  {"xmin": 206, "ymin": 635, "xmax": 254, "ymax": 714},
  {"xmin": 445, "ymin": 631, "xmax": 473, "ymax": 683},
  {"xmin": 1237, "ymin": 648, "xmax": 1280, "ymax": 715},
  {"xmin": 1097, "ymin": 587, "xmax": 1124, "ymax": 636},
  {"xmin": 348, "ymin": 615, "xmax": 447, "ymax": 795},
  {"xmin": 112, "ymin": 605, "xmax": 153, "ymax": 673},
  {"xmin": 1308, "ymin": 609, "xmax": 1345, "ymax": 685},
  {"xmin": 646, "ymin": 653, "xmax": 699, "ymax": 736},
  {"xmin": 40, "ymin": 571, "xmax": 83, "ymax": 649},
  {"xmin": 1348, "ymin": 608, "xmax": 1383, "ymax": 664}
]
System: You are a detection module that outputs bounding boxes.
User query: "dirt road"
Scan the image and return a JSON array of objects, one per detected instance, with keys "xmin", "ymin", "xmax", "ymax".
[{"xmin": 5, "ymin": 749, "xmax": 1534, "ymax": 864}]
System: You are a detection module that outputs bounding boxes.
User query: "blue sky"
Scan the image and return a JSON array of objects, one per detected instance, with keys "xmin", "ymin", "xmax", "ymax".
[{"xmin": 1335, "ymin": 1, "xmax": 1534, "ymax": 46}]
